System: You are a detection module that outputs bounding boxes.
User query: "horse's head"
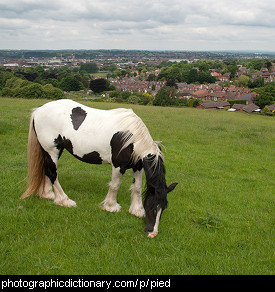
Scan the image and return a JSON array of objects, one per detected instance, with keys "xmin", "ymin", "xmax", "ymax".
[{"xmin": 143, "ymin": 154, "xmax": 178, "ymax": 238}]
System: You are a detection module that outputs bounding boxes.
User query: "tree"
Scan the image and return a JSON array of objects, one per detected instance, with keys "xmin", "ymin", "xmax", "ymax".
[
  {"xmin": 188, "ymin": 69, "xmax": 198, "ymax": 84},
  {"xmin": 79, "ymin": 62, "xmax": 98, "ymax": 73},
  {"xmin": 197, "ymin": 60, "xmax": 210, "ymax": 72},
  {"xmin": 228, "ymin": 61, "xmax": 238, "ymax": 79},
  {"xmin": 34, "ymin": 65, "xmax": 44, "ymax": 75},
  {"xmin": 248, "ymin": 77, "xmax": 265, "ymax": 88},
  {"xmin": 59, "ymin": 76, "xmax": 83, "ymax": 91},
  {"xmin": 254, "ymin": 82, "xmax": 275, "ymax": 108},
  {"xmin": 153, "ymin": 86, "xmax": 177, "ymax": 106},
  {"xmin": 236, "ymin": 75, "xmax": 249, "ymax": 87},
  {"xmin": 147, "ymin": 74, "xmax": 156, "ymax": 81},
  {"xmin": 89, "ymin": 78, "xmax": 109, "ymax": 93},
  {"xmin": 0, "ymin": 70, "xmax": 13, "ymax": 90},
  {"xmin": 166, "ymin": 79, "xmax": 178, "ymax": 88},
  {"xmin": 255, "ymin": 93, "xmax": 273, "ymax": 108}
]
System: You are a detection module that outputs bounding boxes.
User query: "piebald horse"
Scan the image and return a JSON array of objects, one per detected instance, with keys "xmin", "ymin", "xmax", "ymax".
[{"xmin": 22, "ymin": 99, "xmax": 177, "ymax": 238}]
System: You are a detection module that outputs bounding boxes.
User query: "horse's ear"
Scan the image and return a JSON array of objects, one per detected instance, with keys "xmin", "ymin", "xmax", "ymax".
[{"xmin": 167, "ymin": 182, "xmax": 178, "ymax": 193}]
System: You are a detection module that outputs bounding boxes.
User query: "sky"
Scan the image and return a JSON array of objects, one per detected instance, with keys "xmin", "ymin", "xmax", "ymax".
[{"xmin": 1, "ymin": 0, "xmax": 275, "ymax": 52}]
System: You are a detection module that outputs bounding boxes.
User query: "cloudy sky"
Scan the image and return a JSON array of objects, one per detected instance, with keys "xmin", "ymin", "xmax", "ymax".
[{"xmin": 1, "ymin": 0, "xmax": 275, "ymax": 51}]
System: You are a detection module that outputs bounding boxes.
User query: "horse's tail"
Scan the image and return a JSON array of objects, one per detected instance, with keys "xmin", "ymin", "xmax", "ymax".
[{"xmin": 21, "ymin": 110, "xmax": 45, "ymax": 199}]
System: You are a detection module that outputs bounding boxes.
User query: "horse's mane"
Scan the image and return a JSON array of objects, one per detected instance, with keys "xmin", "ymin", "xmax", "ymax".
[
  {"xmin": 143, "ymin": 154, "xmax": 168, "ymax": 211},
  {"xmin": 113, "ymin": 108, "xmax": 164, "ymax": 164}
]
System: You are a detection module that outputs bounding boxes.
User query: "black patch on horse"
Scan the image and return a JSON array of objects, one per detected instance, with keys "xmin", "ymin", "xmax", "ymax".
[
  {"xmin": 54, "ymin": 134, "xmax": 74, "ymax": 158},
  {"xmin": 54, "ymin": 134, "xmax": 102, "ymax": 164},
  {"xmin": 81, "ymin": 151, "xmax": 103, "ymax": 164},
  {"xmin": 111, "ymin": 131, "xmax": 143, "ymax": 174},
  {"xmin": 42, "ymin": 148, "xmax": 57, "ymax": 184},
  {"xmin": 70, "ymin": 107, "xmax": 87, "ymax": 130}
]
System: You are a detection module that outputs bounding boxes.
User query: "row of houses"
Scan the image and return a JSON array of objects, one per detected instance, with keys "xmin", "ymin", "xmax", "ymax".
[
  {"xmin": 178, "ymin": 83, "xmax": 254, "ymax": 103},
  {"xmin": 198, "ymin": 101, "xmax": 275, "ymax": 114},
  {"xmin": 110, "ymin": 78, "xmax": 256, "ymax": 103},
  {"xmin": 211, "ymin": 65, "xmax": 275, "ymax": 83},
  {"xmin": 109, "ymin": 77, "xmax": 165, "ymax": 95},
  {"xmin": 198, "ymin": 101, "xmax": 259, "ymax": 113},
  {"xmin": 250, "ymin": 71, "xmax": 275, "ymax": 82}
]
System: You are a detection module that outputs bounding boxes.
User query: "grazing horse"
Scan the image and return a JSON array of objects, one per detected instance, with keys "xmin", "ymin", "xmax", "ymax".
[{"xmin": 22, "ymin": 99, "xmax": 177, "ymax": 237}]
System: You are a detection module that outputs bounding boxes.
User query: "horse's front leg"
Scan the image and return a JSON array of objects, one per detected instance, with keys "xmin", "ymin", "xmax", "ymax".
[
  {"xmin": 101, "ymin": 166, "xmax": 123, "ymax": 212},
  {"xmin": 129, "ymin": 169, "xmax": 145, "ymax": 218}
]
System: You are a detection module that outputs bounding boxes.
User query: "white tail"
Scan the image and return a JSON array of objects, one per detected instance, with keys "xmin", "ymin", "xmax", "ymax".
[{"xmin": 21, "ymin": 111, "xmax": 45, "ymax": 199}]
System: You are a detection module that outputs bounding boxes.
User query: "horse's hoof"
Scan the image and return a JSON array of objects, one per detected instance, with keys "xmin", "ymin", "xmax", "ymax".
[
  {"xmin": 101, "ymin": 202, "xmax": 121, "ymax": 213},
  {"xmin": 39, "ymin": 191, "xmax": 55, "ymax": 200},
  {"xmin": 129, "ymin": 207, "xmax": 145, "ymax": 218},
  {"xmin": 55, "ymin": 198, "xmax": 77, "ymax": 208},
  {"xmin": 148, "ymin": 231, "xmax": 158, "ymax": 238}
]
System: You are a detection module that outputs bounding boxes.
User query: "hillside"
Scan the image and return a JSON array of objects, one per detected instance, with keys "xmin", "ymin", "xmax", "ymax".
[{"xmin": 0, "ymin": 98, "xmax": 274, "ymax": 275}]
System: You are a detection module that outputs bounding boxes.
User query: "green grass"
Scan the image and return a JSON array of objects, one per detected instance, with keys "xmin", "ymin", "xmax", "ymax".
[{"xmin": 0, "ymin": 97, "xmax": 274, "ymax": 275}]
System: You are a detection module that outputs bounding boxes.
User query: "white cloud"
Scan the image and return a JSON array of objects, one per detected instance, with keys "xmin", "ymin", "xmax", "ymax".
[{"xmin": 0, "ymin": 0, "xmax": 275, "ymax": 51}]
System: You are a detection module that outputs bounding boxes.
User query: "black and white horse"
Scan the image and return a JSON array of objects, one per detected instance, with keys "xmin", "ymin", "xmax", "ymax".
[{"xmin": 22, "ymin": 99, "xmax": 177, "ymax": 238}]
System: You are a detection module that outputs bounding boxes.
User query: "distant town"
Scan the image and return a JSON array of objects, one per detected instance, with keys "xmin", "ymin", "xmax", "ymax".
[
  {"xmin": 1, "ymin": 49, "xmax": 275, "ymax": 70},
  {"xmin": 0, "ymin": 50, "xmax": 275, "ymax": 114}
]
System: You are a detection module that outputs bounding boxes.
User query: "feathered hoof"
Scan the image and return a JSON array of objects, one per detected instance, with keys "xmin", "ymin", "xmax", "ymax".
[
  {"xmin": 54, "ymin": 197, "xmax": 77, "ymax": 208},
  {"xmin": 129, "ymin": 206, "xmax": 145, "ymax": 218},
  {"xmin": 101, "ymin": 201, "xmax": 122, "ymax": 213},
  {"xmin": 39, "ymin": 191, "xmax": 55, "ymax": 200}
]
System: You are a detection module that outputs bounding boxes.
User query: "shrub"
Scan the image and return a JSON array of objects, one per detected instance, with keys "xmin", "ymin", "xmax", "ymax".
[
  {"xmin": 0, "ymin": 87, "xmax": 15, "ymax": 97},
  {"xmin": 128, "ymin": 95, "xmax": 140, "ymax": 104},
  {"xmin": 109, "ymin": 90, "xmax": 121, "ymax": 98},
  {"xmin": 0, "ymin": 77, "xmax": 65, "ymax": 99},
  {"xmin": 5, "ymin": 77, "xmax": 29, "ymax": 89},
  {"xmin": 14, "ymin": 83, "xmax": 44, "ymax": 99},
  {"xmin": 42, "ymin": 84, "xmax": 65, "ymax": 99},
  {"xmin": 188, "ymin": 98, "xmax": 194, "ymax": 107},
  {"xmin": 141, "ymin": 93, "xmax": 153, "ymax": 105}
]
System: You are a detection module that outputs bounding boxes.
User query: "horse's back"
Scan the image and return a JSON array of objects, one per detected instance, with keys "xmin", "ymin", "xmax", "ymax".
[{"xmin": 32, "ymin": 99, "xmax": 135, "ymax": 163}]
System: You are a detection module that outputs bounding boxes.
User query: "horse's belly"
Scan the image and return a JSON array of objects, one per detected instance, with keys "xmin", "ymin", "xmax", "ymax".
[{"xmin": 66, "ymin": 130, "xmax": 113, "ymax": 164}]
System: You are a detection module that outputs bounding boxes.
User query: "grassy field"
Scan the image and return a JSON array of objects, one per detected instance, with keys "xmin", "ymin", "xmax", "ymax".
[{"xmin": 0, "ymin": 97, "xmax": 274, "ymax": 275}]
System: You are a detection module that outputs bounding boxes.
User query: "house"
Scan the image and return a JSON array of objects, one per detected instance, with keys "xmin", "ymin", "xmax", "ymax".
[
  {"xmin": 231, "ymin": 103, "xmax": 245, "ymax": 111},
  {"xmin": 238, "ymin": 93, "xmax": 256, "ymax": 104},
  {"xmin": 192, "ymin": 89, "xmax": 209, "ymax": 99},
  {"xmin": 219, "ymin": 73, "xmax": 230, "ymax": 82},
  {"xmin": 266, "ymin": 104, "xmax": 275, "ymax": 112},
  {"xmin": 197, "ymin": 101, "xmax": 230, "ymax": 109},
  {"xmin": 225, "ymin": 91, "xmax": 238, "ymax": 100},
  {"xmin": 211, "ymin": 71, "xmax": 222, "ymax": 78},
  {"xmin": 228, "ymin": 103, "xmax": 245, "ymax": 111},
  {"xmin": 240, "ymin": 103, "xmax": 260, "ymax": 113},
  {"xmin": 262, "ymin": 72, "xmax": 275, "ymax": 82},
  {"xmin": 208, "ymin": 91, "xmax": 226, "ymax": 101}
]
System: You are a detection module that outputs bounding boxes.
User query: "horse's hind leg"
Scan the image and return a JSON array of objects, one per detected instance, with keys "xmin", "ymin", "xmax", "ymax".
[
  {"xmin": 129, "ymin": 169, "xmax": 145, "ymax": 218},
  {"xmin": 53, "ymin": 178, "xmax": 76, "ymax": 207},
  {"xmin": 44, "ymin": 149, "xmax": 76, "ymax": 208},
  {"xmin": 38, "ymin": 176, "xmax": 55, "ymax": 200},
  {"xmin": 101, "ymin": 166, "xmax": 122, "ymax": 212}
]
